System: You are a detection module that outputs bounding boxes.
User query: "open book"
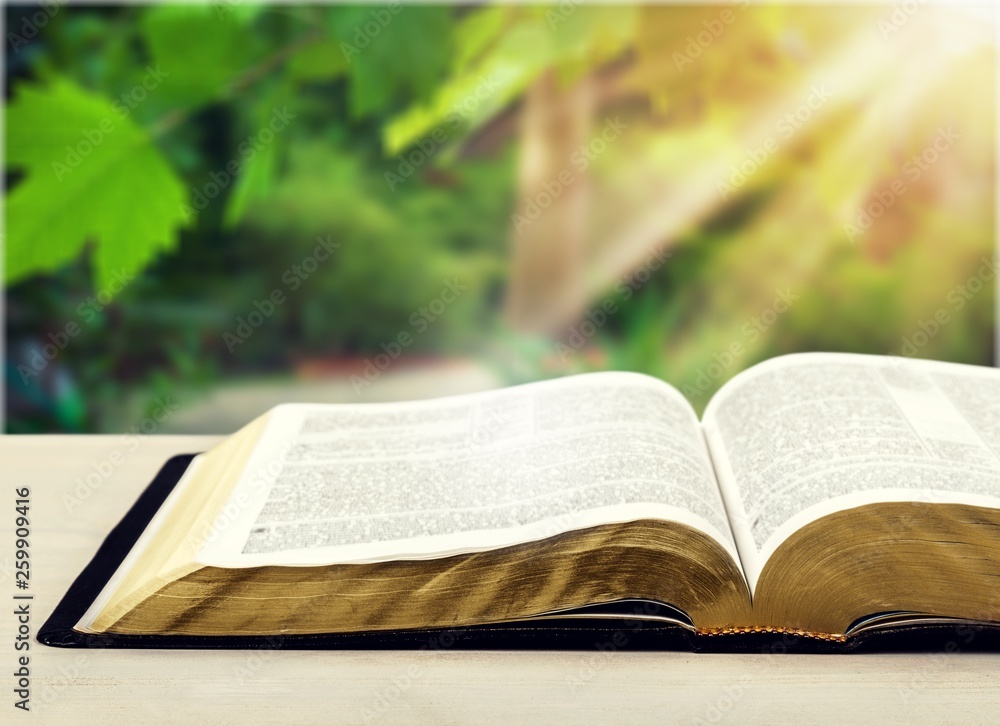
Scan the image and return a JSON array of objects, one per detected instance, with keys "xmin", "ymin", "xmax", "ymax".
[{"xmin": 71, "ymin": 353, "xmax": 1000, "ymax": 645}]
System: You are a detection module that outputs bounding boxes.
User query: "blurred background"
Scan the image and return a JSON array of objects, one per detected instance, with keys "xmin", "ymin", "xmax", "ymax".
[{"xmin": 4, "ymin": 2, "xmax": 996, "ymax": 434}]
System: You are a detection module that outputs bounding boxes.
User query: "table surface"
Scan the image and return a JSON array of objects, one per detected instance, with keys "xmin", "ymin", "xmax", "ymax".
[{"xmin": 1, "ymin": 435, "xmax": 998, "ymax": 725}]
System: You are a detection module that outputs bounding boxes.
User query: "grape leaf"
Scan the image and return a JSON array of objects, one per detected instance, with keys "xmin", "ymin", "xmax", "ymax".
[
  {"xmin": 139, "ymin": 5, "xmax": 267, "ymax": 111},
  {"xmin": 453, "ymin": 5, "xmax": 512, "ymax": 71},
  {"xmin": 212, "ymin": 1, "xmax": 265, "ymax": 25},
  {"xmin": 383, "ymin": 7, "xmax": 635, "ymax": 154},
  {"xmin": 285, "ymin": 41, "xmax": 349, "ymax": 83},
  {"xmin": 383, "ymin": 19, "xmax": 551, "ymax": 155},
  {"xmin": 222, "ymin": 125, "xmax": 278, "ymax": 229},
  {"xmin": 327, "ymin": 6, "xmax": 454, "ymax": 119},
  {"xmin": 6, "ymin": 80, "xmax": 190, "ymax": 289}
]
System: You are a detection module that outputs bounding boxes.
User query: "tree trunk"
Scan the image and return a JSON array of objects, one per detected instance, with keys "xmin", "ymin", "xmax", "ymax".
[{"xmin": 504, "ymin": 70, "xmax": 594, "ymax": 334}]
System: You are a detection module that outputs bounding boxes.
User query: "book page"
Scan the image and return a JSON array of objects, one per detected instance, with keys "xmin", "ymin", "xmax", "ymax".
[
  {"xmin": 702, "ymin": 352, "xmax": 1000, "ymax": 592},
  {"xmin": 197, "ymin": 372, "xmax": 738, "ymax": 567}
]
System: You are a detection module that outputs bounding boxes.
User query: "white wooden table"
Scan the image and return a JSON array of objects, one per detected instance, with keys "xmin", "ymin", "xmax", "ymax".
[{"xmin": 2, "ymin": 435, "xmax": 998, "ymax": 725}]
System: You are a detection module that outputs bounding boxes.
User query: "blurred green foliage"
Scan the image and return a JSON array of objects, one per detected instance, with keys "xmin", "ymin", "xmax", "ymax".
[
  {"xmin": 5, "ymin": 4, "xmax": 514, "ymax": 431},
  {"xmin": 5, "ymin": 4, "xmax": 995, "ymax": 432}
]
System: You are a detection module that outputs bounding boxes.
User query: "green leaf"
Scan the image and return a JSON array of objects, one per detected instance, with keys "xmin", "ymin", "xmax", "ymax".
[
  {"xmin": 285, "ymin": 41, "xmax": 349, "ymax": 83},
  {"xmin": 383, "ymin": 21, "xmax": 551, "ymax": 155},
  {"xmin": 139, "ymin": 5, "xmax": 266, "ymax": 111},
  {"xmin": 453, "ymin": 6, "xmax": 512, "ymax": 71},
  {"xmin": 213, "ymin": 1, "xmax": 266, "ymax": 25},
  {"xmin": 328, "ymin": 6, "xmax": 454, "ymax": 119},
  {"xmin": 223, "ymin": 134, "xmax": 278, "ymax": 229},
  {"xmin": 384, "ymin": 7, "xmax": 636, "ymax": 154},
  {"xmin": 547, "ymin": 6, "xmax": 636, "ymax": 65},
  {"xmin": 5, "ymin": 80, "xmax": 190, "ymax": 289}
]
